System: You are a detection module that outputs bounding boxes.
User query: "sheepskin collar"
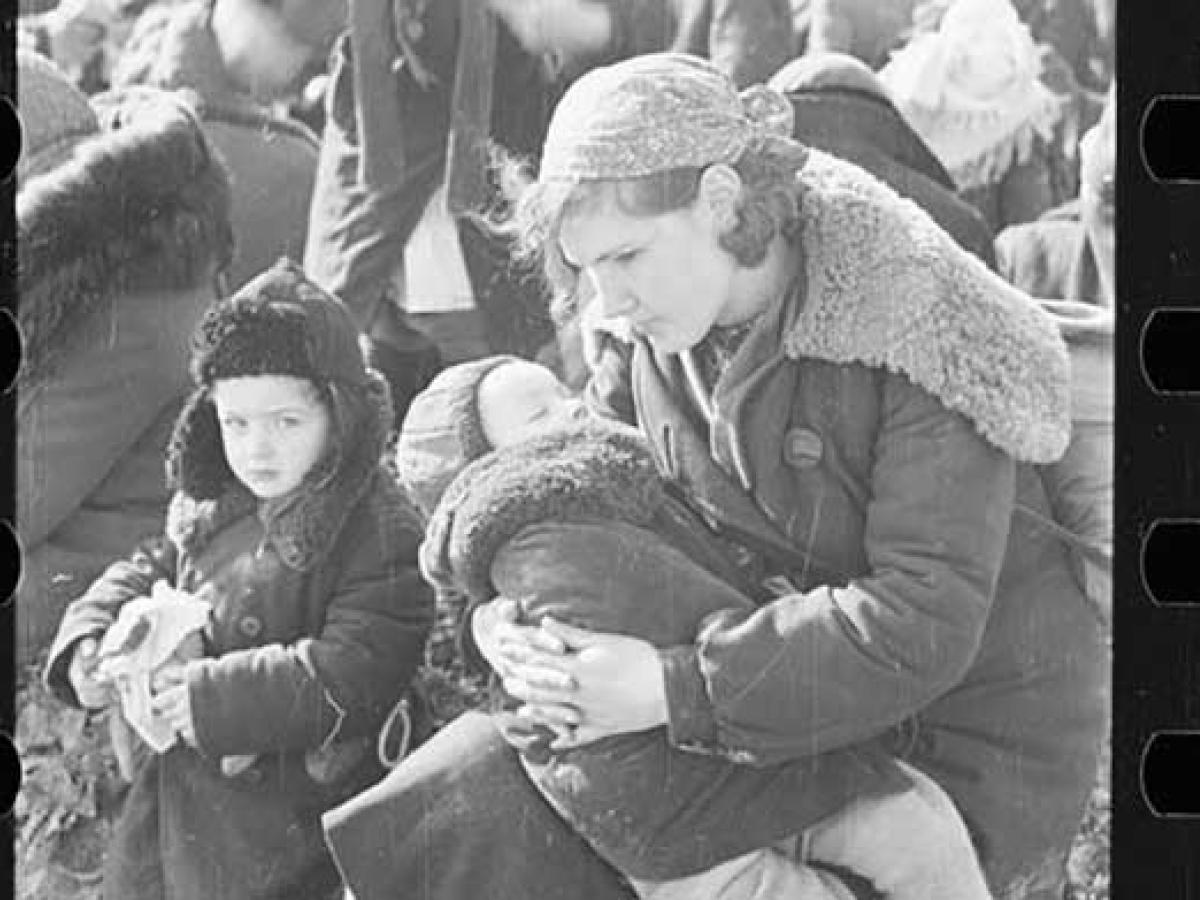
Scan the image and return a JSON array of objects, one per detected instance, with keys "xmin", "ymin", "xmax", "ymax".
[
  {"xmin": 784, "ymin": 149, "xmax": 1072, "ymax": 463},
  {"xmin": 421, "ymin": 422, "xmax": 664, "ymax": 601},
  {"xmin": 17, "ymin": 93, "xmax": 231, "ymax": 388},
  {"xmin": 165, "ymin": 372, "xmax": 394, "ymax": 571}
]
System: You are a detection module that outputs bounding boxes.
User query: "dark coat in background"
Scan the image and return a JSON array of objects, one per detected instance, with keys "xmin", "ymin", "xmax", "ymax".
[
  {"xmin": 772, "ymin": 66, "xmax": 997, "ymax": 267},
  {"xmin": 112, "ymin": 0, "xmax": 320, "ymax": 290},
  {"xmin": 302, "ymin": 0, "xmax": 797, "ymax": 362},
  {"xmin": 16, "ymin": 87, "xmax": 233, "ymax": 666}
]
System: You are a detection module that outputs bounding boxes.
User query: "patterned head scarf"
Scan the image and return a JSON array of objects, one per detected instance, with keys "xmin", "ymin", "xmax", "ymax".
[{"xmin": 538, "ymin": 52, "xmax": 797, "ymax": 183}]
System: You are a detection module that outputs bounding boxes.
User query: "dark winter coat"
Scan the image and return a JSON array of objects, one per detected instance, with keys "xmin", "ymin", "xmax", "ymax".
[
  {"xmin": 784, "ymin": 85, "xmax": 997, "ymax": 268},
  {"xmin": 324, "ymin": 423, "xmax": 908, "ymax": 896},
  {"xmin": 16, "ymin": 90, "xmax": 234, "ymax": 666},
  {"xmin": 593, "ymin": 150, "xmax": 1108, "ymax": 897},
  {"xmin": 302, "ymin": 0, "xmax": 795, "ymax": 358},
  {"xmin": 112, "ymin": 0, "xmax": 320, "ymax": 290},
  {"xmin": 44, "ymin": 374, "xmax": 434, "ymax": 900}
]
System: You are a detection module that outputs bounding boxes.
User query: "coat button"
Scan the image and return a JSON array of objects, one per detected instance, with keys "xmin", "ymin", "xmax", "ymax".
[
  {"xmin": 783, "ymin": 427, "xmax": 823, "ymax": 469},
  {"xmin": 238, "ymin": 616, "xmax": 263, "ymax": 639}
]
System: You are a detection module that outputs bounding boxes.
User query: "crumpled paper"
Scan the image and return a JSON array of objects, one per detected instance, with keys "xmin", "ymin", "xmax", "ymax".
[{"xmin": 96, "ymin": 582, "xmax": 211, "ymax": 753}]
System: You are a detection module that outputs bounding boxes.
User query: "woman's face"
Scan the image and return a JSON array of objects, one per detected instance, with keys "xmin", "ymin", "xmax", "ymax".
[
  {"xmin": 213, "ymin": 375, "xmax": 333, "ymax": 500},
  {"xmin": 558, "ymin": 181, "xmax": 738, "ymax": 355}
]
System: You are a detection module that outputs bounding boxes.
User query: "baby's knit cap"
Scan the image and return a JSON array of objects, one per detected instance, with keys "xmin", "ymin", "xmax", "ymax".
[{"xmin": 395, "ymin": 355, "xmax": 521, "ymax": 519}]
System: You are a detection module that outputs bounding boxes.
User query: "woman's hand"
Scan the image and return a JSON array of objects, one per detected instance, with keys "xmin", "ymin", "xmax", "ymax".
[
  {"xmin": 516, "ymin": 619, "xmax": 669, "ymax": 751},
  {"xmin": 472, "ymin": 597, "xmax": 572, "ymax": 681}
]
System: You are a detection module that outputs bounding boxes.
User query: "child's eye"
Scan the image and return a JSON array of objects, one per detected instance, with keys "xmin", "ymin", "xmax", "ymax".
[
  {"xmin": 278, "ymin": 415, "xmax": 303, "ymax": 429},
  {"xmin": 220, "ymin": 417, "xmax": 247, "ymax": 431},
  {"xmin": 613, "ymin": 249, "xmax": 639, "ymax": 264}
]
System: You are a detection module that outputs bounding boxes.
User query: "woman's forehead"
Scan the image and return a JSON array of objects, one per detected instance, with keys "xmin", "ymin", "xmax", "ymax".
[{"xmin": 559, "ymin": 190, "xmax": 653, "ymax": 265}]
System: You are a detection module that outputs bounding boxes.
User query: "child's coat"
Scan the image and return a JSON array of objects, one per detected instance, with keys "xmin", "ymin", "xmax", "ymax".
[{"xmin": 44, "ymin": 381, "xmax": 433, "ymax": 899}]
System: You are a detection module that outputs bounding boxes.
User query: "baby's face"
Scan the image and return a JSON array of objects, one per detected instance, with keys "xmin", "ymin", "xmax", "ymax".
[{"xmin": 477, "ymin": 361, "xmax": 588, "ymax": 449}]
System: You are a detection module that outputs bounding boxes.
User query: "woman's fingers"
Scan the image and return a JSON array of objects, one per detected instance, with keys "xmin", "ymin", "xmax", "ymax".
[
  {"xmin": 495, "ymin": 621, "xmax": 567, "ymax": 655},
  {"xmin": 537, "ymin": 617, "xmax": 605, "ymax": 650},
  {"xmin": 497, "ymin": 641, "xmax": 575, "ymax": 676},
  {"xmin": 505, "ymin": 674, "xmax": 577, "ymax": 707},
  {"xmin": 518, "ymin": 702, "xmax": 582, "ymax": 731}
]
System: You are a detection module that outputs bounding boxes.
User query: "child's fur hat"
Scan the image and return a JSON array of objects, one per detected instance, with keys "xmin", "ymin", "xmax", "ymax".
[
  {"xmin": 166, "ymin": 258, "xmax": 393, "ymax": 506},
  {"xmin": 394, "ymin": 355, "xmax": 521, "ymax": 520}
]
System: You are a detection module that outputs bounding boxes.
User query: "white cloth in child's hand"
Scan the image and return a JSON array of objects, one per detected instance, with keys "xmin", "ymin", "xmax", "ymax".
[{"xmin": 96, "ymin": 582, "xmax": 211, "ymax": 753}]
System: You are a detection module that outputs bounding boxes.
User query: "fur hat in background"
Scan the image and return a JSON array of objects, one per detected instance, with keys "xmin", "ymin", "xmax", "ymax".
[
  {"xmin": 394, "ymin": 355, "xmax": 522, "ymax": 519},
  {"xmin": 17, "ymin": 48, "xmax": 100, "ymax": 182},
  {"xmin": 166, "ymin": 258, "xmax": 395, "ymax": 505},
  {"xmin": 18, "ymin": 82, "xmax": 234, "ymax": 386}
]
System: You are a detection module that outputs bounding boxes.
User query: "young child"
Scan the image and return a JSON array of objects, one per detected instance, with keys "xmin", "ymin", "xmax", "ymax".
[
  {"xmin": 392, "ymin": 356, "xmax": 994, "ymax": 900},
  {"xmin": 43, "ymin": 259, "xmax": 435, "ymax": 900}
]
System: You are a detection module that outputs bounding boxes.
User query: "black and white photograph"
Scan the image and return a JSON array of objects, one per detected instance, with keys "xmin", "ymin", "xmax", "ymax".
[{"xmin": 12, "ymin": 0, "xmax": 1115, "ymax": 897}]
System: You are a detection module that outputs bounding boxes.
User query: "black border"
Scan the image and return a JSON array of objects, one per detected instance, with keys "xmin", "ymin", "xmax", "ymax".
[
  {"xmin": 1116, "ymin": 0, "xmax": 1200, "ymax": 895},
  {"xmin": 2, "ymin": 0, "xmax": 19, "ymax": 895}
]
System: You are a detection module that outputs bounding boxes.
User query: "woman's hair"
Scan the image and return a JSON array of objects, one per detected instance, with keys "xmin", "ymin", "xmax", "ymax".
[{"xmin": 491, "ymin": 137, "xmax": 809, "ymax": 323}]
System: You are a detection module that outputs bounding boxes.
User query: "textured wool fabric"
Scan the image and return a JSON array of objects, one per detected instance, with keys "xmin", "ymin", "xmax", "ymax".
[
  {"xmin": 189, "ymin": 258, "xmax": 371, "ymax": 389},
  {"xmin": 538, "ymin": 52, "xmax": 795, "ymax": 182},
  {"xmin": 783, "ymin": 149, "xmax": 1071, "ymax": 464},
  {"xmin": 17, "ymin": 84, "xmax": 233, "ymax": 386},
  {"xmin": 394, "ymin": 355, "xmax": 522, "ymax": 520},
  {"xmin": 420, "ymin": 420, "xmax": 662, "ymax": 601}
]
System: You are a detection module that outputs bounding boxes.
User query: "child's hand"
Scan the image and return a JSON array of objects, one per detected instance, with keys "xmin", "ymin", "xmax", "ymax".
[
  {"xmin": 151, "ymin": 666, "xmax": 196, "ymax": 748},
  {"xmin": 68, "ymin": 636, "xmax": 115, "ymax": 710}
]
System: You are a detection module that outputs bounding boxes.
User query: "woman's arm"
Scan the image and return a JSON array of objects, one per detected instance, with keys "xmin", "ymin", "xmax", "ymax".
[
  {"xmin": 660, "ymin": 375, "xmax": 1017, "ymax": 764},
  {"xmin": 489, "ymin": 375, "xmax": 1017, "ymax": 764}
]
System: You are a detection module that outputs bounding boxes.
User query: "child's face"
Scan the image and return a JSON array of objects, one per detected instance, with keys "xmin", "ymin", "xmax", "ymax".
[
  {"xmin": 477, "ymin": 361, "xmax": 587, "ymax": 449},
  {"xmin": 212, "ymin": 375, "xmax": 333, "ymax": 500}
]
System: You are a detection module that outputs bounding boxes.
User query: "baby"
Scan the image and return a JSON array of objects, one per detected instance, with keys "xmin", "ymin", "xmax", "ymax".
[{"xmin": 395, "ymin": 355, "xmax": 994, "ymax": 900}]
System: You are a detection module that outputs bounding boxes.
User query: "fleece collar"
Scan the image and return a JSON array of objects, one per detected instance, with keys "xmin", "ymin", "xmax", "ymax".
[
  {"xmin": 783, "ymin": 149, "xmax": 1072, "ymax": 464},
  {"xmin": 17, "ymin": 91, "xmax": 231, "ymax": 388},
  {"xmin": 421, "ymin": 422, "xmax": 664, "ymax": 601},
  {"xmin": 166, "ymin": 372, "xmax": 393, "ymax": 570}
]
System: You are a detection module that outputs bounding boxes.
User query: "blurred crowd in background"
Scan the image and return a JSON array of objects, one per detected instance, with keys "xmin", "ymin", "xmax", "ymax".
[{"xmin": 15, "ymin": 0, "xmax": 1116, "ymax": 668}]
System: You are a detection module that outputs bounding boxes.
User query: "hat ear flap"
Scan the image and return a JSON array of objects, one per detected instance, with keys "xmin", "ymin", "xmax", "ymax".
[{"xmin": 166, "ymin": 388, "xmax": 235, "ymax": 499}]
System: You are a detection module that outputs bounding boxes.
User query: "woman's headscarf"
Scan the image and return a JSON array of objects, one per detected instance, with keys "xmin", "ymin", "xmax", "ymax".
[{"xmin": 537, "ymin": 52, "xmax": 797, "ymax": 183}]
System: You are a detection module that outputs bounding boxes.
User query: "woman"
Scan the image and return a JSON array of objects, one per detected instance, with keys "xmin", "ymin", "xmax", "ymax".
[{"xmin": 326, "ymin": 52, "xmax": 1107, "ymax": 900}]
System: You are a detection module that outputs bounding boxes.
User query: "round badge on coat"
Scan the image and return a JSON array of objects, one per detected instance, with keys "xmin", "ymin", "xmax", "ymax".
[
  {"xmin": 783, "ymin": 427, "xmax": 823, "ymax": 469},
  {"xmin": 238, "ymin": 615, "xmax": 264, "ymax": 639}
]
